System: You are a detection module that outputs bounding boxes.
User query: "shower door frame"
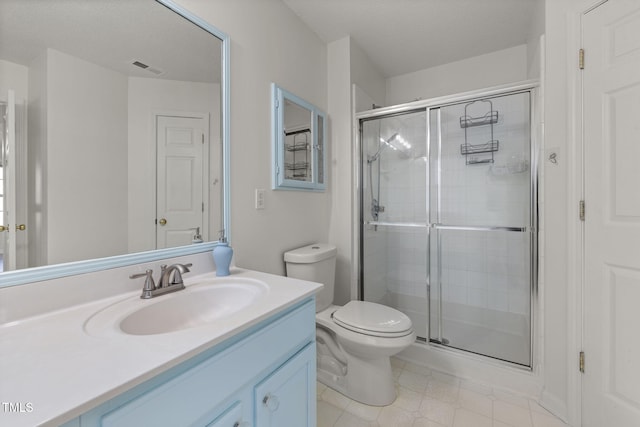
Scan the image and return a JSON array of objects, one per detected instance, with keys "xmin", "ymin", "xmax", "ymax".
[{"xmin": 354, "ymin": 80, "xmax": 539, "ymax": 369}]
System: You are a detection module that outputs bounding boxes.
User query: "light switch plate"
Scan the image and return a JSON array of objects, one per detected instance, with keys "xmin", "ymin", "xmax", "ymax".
[{"xmin": 255, "ymin": 189, "xmax": 265, "ymax": 210}]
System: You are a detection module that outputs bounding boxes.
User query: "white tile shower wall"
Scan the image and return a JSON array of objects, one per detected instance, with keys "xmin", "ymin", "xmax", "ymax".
[
  {"xmin": 385, "ymin": 227, "xmax": 429, "ymax": 338},
  {"xmin": 436, "ymin": 93, "xmax": 532, "ymax": 317},
  {"xmin": 439, "ymin": 230, "xmax": 531, "ymax": 316},
  {"xmin": 377, "ymin": 113, "xmax": 427, "ymax": 224},
  {"xmin": 438, "ymin": 96, "xmax": 530, "ymax": 228},
  {"xmin": 362, "ymin": 225, "xmax": 389, "ymax": 304},
  {"xmin": 386, "ymin": 227, "xmax": 428, "ymax": 299}
]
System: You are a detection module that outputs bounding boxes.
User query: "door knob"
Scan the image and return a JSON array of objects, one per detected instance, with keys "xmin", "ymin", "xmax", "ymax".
[
  {"xmin": 262, "ymin": 393, "xmax": 280, "ymax": 412},
  {"xmin": 159, "ymin": 218, "xmax": 167, "ymax": 226},
  {"xmin": 16, "ymin": 224, "xmax": 26, "ymax": 231},
  {"xmin": 0, "ymin": 225, "xmax": 6, "ymax": 232}
]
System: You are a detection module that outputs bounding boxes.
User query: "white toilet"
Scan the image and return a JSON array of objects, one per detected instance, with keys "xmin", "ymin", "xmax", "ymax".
[{"xmin": 285, "ymin": 243, "xmax": 415, "ymax": 406}]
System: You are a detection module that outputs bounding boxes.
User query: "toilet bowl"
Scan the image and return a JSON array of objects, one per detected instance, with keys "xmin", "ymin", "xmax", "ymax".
[
  {"xmin": 316, "ymin": 302, "xmax": 415, "ymax": 406},
  {"xmin": 284, "ymin": 243, "xmax": 415, "ymax": 406}
]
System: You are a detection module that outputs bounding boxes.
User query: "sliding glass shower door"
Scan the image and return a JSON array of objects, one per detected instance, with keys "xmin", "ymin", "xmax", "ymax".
[
  {"xmin": 359, "ymin": 88, "xmax": 535, "ymax": 367},
  {"xmin": 360, "ymin": 110, "xmax": 429, "ymax": 339},
  {"xmin": 428, "ymin": 91, "xmax": 533, "ymax": 366}
]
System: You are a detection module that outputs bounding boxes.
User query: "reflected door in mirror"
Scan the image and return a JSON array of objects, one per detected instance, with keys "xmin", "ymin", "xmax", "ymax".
[{"xmin": 156, "ymin": 114, "xmax": 208, "ymax": 249}]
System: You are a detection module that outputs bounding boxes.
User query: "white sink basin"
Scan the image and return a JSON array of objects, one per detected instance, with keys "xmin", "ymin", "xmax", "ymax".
[{"xmin": 84, "ymin": 277, "xmax": 269, "ymax": 336}]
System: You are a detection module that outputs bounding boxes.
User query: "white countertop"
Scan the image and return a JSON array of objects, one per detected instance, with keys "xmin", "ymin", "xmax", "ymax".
[{"xmin": 0, "ymin": 268, "xmax": 322, "ymax": 427}]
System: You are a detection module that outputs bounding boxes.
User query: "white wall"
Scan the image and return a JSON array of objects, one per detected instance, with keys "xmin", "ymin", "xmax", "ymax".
[
  {"xmin": 526, "ymin": 0, "xmax": 545, "ymax": 79},
  {"xmin": 0, "ymin": 60, "xmax": 28, "ymax": 101},
  {"xmin": 327, "ymin": 37, "xmax": 353, "ymax": 305},
  {"xmin": 386, "ymin": 45, "xmax": 529, "ymax": 105},
  {"xmin": 127, "ymin": 77, "xmax": 219, "ymax": 253},
  {"xmin": 350, "ymin": 40, "xmax": 387, "ymax": 108},
  {"xmin": 27, "ymin": 53, "xmax": 48, "ymax": 267},
  {"xmin": 327, "ymin": 37, "xmax": 387, "ymax": 304},
  {"xmin": 173, "ymin": 0, "xmax": 329, "ymax": 276},
  {"xmin": 45, "ymin": 49, "xmax": 129, "ymax": 265}
]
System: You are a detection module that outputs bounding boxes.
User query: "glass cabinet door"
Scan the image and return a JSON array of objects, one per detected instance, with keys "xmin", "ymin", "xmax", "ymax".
[{"xmin": 272, "ymin": 84, "xmax": 326, "ymax": 191}]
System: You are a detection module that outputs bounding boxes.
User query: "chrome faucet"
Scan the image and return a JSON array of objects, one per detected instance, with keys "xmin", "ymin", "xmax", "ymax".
[
  {"xmin": 159, "ymin": 263, "xmax": 192, "ymax": 288},
  {"xmin": 129, "ymin": 263, "xmax": 192, "ymax": 299}
]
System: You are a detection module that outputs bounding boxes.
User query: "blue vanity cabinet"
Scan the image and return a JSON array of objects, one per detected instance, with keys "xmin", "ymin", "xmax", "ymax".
[{"xmin": 77, "ymin": 299, "xmax": 316, "ymax": 427}]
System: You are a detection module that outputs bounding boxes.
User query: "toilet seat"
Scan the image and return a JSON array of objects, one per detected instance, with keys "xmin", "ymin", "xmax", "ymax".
[{"xmin": 332, "ymin": 301, "xmax": 413, "ymax": 338}]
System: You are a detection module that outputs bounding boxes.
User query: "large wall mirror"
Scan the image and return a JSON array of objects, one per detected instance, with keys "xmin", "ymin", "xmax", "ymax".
[
  {"xmin": 271, "ymin": 83, "xmax": 326, "ymax": 191},
  {"xmin": 0, "ymin": 0, "xmax": 229, "ymax": 286}
]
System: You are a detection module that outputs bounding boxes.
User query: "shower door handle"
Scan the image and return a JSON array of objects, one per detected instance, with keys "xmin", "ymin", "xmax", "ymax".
[{"xmin": 431, "ymin": 224, "xmax": 528, "ymax": 232}]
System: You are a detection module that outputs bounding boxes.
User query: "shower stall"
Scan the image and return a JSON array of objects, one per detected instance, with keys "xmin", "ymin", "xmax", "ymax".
[{"xmin": 358, "ymin": 84, "xmax": 536, "ymax": 367}]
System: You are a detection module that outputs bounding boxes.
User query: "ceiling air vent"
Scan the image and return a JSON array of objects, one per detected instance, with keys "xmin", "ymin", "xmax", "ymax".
[{"xmin": 131, "ymin": 60, "xmax": 164, "ymax": 76}]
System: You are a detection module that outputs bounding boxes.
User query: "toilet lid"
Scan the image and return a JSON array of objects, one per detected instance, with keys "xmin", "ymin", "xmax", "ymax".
[{"xmin": 333, "ymin": 301, "xmax": 413, "ymax": 337}]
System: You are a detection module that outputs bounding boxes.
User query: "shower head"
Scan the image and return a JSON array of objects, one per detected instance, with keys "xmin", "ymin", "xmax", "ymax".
[{"xmin": 367, "ymin": 132, "xmax": 411, "ymax": 163}]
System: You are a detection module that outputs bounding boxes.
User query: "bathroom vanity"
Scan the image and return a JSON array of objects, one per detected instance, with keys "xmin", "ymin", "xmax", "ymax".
[
  {"xmin": 76, "ymin": 300, "xmax": 316, "ymax": 427},
  {"xmin": 0, "ymin": 260, "xmax": 321, "ymax": 427}
]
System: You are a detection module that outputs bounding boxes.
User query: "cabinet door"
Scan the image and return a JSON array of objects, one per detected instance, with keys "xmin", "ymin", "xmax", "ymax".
[{"xmin": 255, "ymin": 344, "xmax": 316, "ymax": 427}]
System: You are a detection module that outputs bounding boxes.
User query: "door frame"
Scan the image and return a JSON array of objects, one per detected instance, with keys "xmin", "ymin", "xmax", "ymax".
[
  {"xmin": 152, "ymin": 111, "xmax": 210, "ymax": 249},
  {"xmin": 570, "ymin": 1, "xmax": 610, "ymax": 426},
  {"xmin": 0, "ymin": 91, "xmax": 28, "ymax": 271}
]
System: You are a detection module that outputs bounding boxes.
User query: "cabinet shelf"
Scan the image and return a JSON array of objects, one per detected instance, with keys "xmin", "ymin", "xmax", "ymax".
[{"xmin": 286, "ymin": 142, "xmax": 308, "ymax": 152}]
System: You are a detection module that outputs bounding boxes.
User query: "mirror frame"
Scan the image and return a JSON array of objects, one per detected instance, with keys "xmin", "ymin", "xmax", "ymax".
[
  {"xmin": 271, "ymin": 83, "xmax": 326, "ymax": 191},
  {"xmin": 0, "ymin": 0, "xmax": 230, "ymax": 288}
]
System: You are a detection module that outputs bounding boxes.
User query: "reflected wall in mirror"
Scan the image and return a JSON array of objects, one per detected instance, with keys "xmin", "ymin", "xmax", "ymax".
[
  {"xmin": 0, "ymin": 0, "xmax": 228, "ymax": 277},
  {"xmin": 271, "ymin": 83, "xmax": 326, "ymax": 191}
]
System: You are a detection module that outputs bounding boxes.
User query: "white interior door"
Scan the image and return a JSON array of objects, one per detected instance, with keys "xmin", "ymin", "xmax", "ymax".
[
  {"xmin": 156, "ymin": 115, "xmax": 208, "ymax": 249},
  {"xmin": 583, "ymin": 1, "xmax": 640, "ymax": 425},
  {"xmin": 1, "ymin": 90, "xmax": 17, "ymax": 271}
]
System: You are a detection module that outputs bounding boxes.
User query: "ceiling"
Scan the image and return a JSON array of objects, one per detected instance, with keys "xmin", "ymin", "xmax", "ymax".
[
  {"xmin": 0, "ymin": 0, "xmax": 537, "ymax": 83},
  {"xmin": 0, "ymin": 0, "xmax": 221, "ymax": 83},
  {"xmin": 281, "ymin": 0, "xmax": 539, "ymax": 78}
]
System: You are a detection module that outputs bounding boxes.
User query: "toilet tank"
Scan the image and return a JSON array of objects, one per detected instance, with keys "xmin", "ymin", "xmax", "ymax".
[{"xmin": 284, "ymin": 243, "xmax": 337, "ymax": 312}]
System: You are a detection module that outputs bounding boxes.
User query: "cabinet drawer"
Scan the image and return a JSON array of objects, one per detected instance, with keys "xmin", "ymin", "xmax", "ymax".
[
  {"xmin": 85, "ymin": 300, "xmax": 315, "ymax": 427},
  {"xmin": 205, "ymin": 401, "xmax": 243, "ymax": 427}
]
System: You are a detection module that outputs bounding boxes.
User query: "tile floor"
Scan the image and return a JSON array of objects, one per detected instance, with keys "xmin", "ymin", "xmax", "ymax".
[{"xmin": 317, "ymin": 358, "xmax": 568, "ymax": 427}]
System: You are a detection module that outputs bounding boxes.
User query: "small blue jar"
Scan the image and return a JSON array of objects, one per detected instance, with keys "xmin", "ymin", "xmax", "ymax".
[{"xmin": 212, "ymin": 231, "xmax": 233, "ymax": 276}]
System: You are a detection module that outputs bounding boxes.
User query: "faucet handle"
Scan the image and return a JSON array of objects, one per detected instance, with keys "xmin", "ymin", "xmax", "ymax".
[{"xmin": 130, "ymin": 269, "xmax": 156, "ymax": 299}]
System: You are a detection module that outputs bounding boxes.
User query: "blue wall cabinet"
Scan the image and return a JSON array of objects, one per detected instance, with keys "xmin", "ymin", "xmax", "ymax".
[
  {"xmin": 76, "ymin": 299, "xmax": 316, "ymax": 427},
  {"xmin": 271, "ymin": 83, "xmax": 327, "ymax": 191}
]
